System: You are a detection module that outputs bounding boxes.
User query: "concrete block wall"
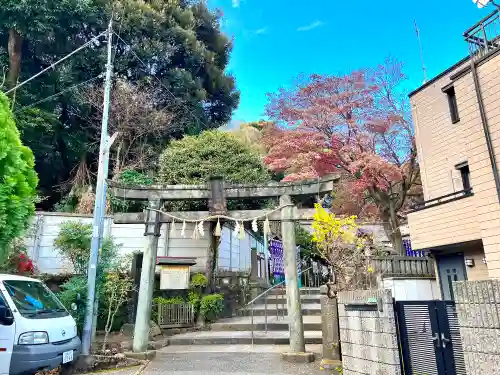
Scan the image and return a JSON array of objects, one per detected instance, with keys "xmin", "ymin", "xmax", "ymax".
[
  {"xmin": 453, "ymin": 280, "xmax": 500, "ymax": 375},
  {"xmin": 337, "ymin": 289, "xmax": 401, "ymax": 375}
]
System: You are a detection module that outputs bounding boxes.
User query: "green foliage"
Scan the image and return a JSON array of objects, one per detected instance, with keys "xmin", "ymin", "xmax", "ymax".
[
  {"xmin": 57, "ymin": 276, "xmax": 88, "ymax": 333},
  {"xmin": 0, "ymin": 93, "xmax": 38, "ymax": 258},
  {"xmin": 153, "ymin": 296, "xmax": 185, "ymax": 305},
  {"xmin": 118, "ymin": 169, "xmax": 154, "ymax": 186},
  {"xmin": 54, "ymin": 221, "xmax": 120, "ymax": 275},
  {"xmin": 190, "ymin": 273, "xmax": 208, "ymax": 289},
  {"xmin": 2, "ymin": 0, "xmax": 239, "ymax": 209},
  {"xmin": 200, "ymin": 293, "xmax": 224, "ymax": 322},
  {"xmin": 295, "ymin": 224, "xmax": 319, "ymax": 260},
  {"xmin": 101, "ymin": 272, "xmax": 134, "ymax": 349},
  {"xmin": 188, "ymin": 291, "xmax": 201, "ymax": 312},
  {"xmin": 159, "ymin": 131, "xmax": 270, "ymax": 185}
]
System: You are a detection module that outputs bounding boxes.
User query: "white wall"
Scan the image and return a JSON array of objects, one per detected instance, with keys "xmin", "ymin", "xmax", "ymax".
[
  {"xmin": 383, "ymin": 278, "xmax": 441, "ymax": 301},
  {"xmin": 24, "ymin": 212, "xmax": 260, "ymax": 275}
]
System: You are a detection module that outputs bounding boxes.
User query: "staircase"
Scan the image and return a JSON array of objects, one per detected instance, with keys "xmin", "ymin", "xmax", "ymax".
[{"xmin": 168, "ymin": 287, "xmax": 322, "ymax": 345}]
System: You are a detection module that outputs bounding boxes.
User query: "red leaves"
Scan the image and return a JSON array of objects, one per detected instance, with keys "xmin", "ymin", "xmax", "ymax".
[
  {"xmin": 17, "ymin": 253, "xmax": 34, "ymax": 274},
  {"xmin": 262, "ymin": 59, "xmax": 418, "ymax": 221}
]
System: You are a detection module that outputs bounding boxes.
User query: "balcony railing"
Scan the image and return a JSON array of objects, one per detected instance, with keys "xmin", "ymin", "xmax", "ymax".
[
  {"xmin": 464, "ymin": 9, "xmax": 500, "ymax": 60},
  {"xmin": 409, "ymin": 188, "xmax": 473, "ymax": 213}
]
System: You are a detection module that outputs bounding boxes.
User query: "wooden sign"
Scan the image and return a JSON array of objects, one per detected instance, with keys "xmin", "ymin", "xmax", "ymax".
[{"xmin": 160, "ymin": 265, "xmax": 190, "ymax": 290}]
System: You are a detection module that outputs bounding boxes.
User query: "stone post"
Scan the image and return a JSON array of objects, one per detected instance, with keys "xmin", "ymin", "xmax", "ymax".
[
  {"xmin": 320, "ymin": 284, "xmax": 341, "ymax": 368},
  {"xmin": 133, "ymin": 200, "xmax": 161, "ymax": 354},
  {"xmin": 250, "ymin": 247, "xmax": 259, "ymax": 281},
  {"xmin": 280, "ymin": 195, "xmax": 306, "ymax": 354}
]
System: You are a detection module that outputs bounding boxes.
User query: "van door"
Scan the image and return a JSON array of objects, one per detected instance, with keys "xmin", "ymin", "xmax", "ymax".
[{"xmin": 0, "ymin": 288, "xmax": 15, "ymax": 375}]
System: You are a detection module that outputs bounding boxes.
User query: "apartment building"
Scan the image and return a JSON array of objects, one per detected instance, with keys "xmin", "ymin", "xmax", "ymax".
[{"xmin": 407, "ymin": 10, "xmax": 500, "ymax": 300}]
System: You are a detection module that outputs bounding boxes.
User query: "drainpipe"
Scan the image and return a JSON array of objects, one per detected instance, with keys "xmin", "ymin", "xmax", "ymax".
[{"xmin": 470, "ymin": 60, "xmax": 500, "ymax": 202}]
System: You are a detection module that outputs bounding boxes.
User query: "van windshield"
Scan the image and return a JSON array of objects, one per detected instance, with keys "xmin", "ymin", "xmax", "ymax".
[{"xmin": 2, "ymin": 280, "xmax": 69, "ymax": 319}]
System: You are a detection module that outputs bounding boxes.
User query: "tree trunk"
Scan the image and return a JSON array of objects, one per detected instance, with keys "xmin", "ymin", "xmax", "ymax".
[
  {"xmin": 204, "ymin": 222, "xmax": 220, "ymax": 293},
  {"xmin": 381, "ymin": 209, "xmax": 404, "ymax": 255},
  {"xmin": 7, "ymin": 29, "xmax": 23, "ymax": 88},
  {"xmin": 113, "ymin": 140, "xmax": 123, "ymax": 179},
  {"xmin": 388, "ymin": 197, "xmax": 404, "ymax": 255}
]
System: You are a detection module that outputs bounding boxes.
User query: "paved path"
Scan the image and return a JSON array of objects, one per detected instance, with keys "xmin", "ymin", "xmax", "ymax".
[{"xmin": 142, "ymin": 349, "xmax": 330, "ymax": 375}]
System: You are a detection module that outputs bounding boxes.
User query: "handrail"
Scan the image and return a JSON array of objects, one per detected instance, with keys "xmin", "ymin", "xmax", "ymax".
[
  {"xmin": 245, "ymin": 266, "xmax": 314, "ymax": 306},
  {"xmin": 245, "ymin": 266, "xmax": 316, "ymax": 345}
]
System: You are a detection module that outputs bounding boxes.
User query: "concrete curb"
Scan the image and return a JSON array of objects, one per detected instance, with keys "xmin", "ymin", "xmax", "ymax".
[{"xmin": 280, "ymin": 351, "xmax": 316, "ymax": 363}]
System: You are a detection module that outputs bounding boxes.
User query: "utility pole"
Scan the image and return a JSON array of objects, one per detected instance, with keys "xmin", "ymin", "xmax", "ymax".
[{"xmin": 81, "ymin": 18, "xmax": 114, "ymax": 356}]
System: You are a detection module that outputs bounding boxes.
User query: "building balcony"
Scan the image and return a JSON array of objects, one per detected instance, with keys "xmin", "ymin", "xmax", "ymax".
[
  {"xmin": 464, "ymin": 9, "xmax": 500, "ymax": 60},
  {"xmin": 407, "ymin": 189, "xmax": 482, "ymax": 250}
]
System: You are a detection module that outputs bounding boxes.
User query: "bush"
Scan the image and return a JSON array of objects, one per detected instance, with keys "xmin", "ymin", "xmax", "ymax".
[
  {"xmin": 0, "ymin": 240, "xmax": 35, "ymax": 275},
  {"xmin": 188, "ymin": 291, "xmax": 201, "ymax": 313},
  {"xmin": 54, "ymin": 221, "xmax": 120, "ymax": 275},
  {"xmin": 200, "ymin": 293, "xmax": 224, "ymax": 322},
  {"xmin": 153, "ymin": 296, "xmax": 185, "ymax": 305},
  {"xmin": 57, "ymin": 276, "xmax": 87, "ymax": 334},
  {"xmin": 0, "ymin": 92, "xmax": 38, "ymax": 258},
  {"xmin": 190, "ymin": 273, "xmax": 208, "ymax": 290}
]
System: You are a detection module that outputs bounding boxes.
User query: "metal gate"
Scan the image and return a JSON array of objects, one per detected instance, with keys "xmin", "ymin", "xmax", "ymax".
[{"xmin": 395, "ymin": 301, "xmax": 466, "ymax": 375}]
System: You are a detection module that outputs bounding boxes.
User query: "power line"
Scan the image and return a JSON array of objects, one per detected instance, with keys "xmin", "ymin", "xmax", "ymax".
[
  {"xmin": 15, "ymin": 74, "xmax": 104, "ymax": 112},
  {"xmin": 5, "ymin": 31, "xmax": 107, "ymax": 95},
  {"xmin": 113, "ymin": 33, "xmax": 208, "ymax": 130}
]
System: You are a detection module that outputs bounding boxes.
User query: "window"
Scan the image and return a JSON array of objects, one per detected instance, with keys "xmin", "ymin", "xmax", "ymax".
[
  {"xmin": 445, "ymin": 86, "xmax": 460, "ymax": 123},
  {"xmin": 3, "ymin": 280, "xmax": 68, "ymax": 319},
  {"xmin": 456, "ymin": 162, "xmax": 471, "ymax": 191}
]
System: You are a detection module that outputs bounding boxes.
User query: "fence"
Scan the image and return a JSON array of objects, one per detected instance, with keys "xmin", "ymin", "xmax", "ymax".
[
  {"xmin": 157, "ymin": 303, "xmax": 195, "ymax": 328},
  {"xmin": 372, "ymin": 256, "xmax": 435, "ymax": 277}
]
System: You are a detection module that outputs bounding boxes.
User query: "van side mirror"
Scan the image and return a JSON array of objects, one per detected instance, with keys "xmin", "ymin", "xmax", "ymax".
[{"xmin": 0, "ymin": 305, "xmax": 14, "ymax": 326}]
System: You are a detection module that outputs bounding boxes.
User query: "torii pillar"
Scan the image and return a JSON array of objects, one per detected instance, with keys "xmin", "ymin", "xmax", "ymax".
[
  {"xmin": 132, "ymin": 199, "xmax": 162, "ymax": 354},
  {"xmin": 280, "ymin": 195, "xmax": 306, "ymax": 355}
]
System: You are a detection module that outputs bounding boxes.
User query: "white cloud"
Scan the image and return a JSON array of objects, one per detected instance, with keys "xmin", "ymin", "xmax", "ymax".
[
  {"xmin": 232, "ymin": 0, "xmax": 240, "ymax": 7},
  {"xmin": 297, "ymin": 20, "xmax": 324, "ymax": 32},
  {"xmin": 255, "ymin": 27, "xmax": 267, "ymax": 35}
]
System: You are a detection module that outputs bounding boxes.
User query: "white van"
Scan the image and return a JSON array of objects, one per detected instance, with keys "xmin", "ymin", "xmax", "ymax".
[{"xmin": 0, "ymin": 275, "xmax": 80, "ymax": 375}]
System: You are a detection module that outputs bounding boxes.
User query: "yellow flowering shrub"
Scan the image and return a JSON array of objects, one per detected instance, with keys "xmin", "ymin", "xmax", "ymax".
[{"xmin": 311, "ymin": 203, "xmax": 373, "ymax": 290}]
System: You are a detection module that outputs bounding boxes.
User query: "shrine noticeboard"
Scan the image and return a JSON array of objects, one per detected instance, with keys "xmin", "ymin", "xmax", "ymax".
[{"xmin": 160, "ymin": 265, "xmax": 190, "ymax": 290}]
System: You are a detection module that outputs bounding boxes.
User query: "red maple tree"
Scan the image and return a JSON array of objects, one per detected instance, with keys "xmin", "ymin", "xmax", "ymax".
[{"xmin": 262, "ymin": 58, "xmax": 421, "ymax": 255}]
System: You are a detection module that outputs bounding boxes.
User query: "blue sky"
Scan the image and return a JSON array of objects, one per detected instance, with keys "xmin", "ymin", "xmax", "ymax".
[{"xmin": 207, "ymin": 0, "xmax": 492, "ymax": 126}]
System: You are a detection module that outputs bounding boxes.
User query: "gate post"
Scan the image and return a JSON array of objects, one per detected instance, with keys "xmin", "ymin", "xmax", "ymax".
[
  {"xmin": 280, "ymin": 195, "xmax": 307, "ymax": 355},
  {"xmin": 320, "ymin": 284, "xmax": 341, "ymax": 368},
  {"xmin": 133, "ymin": 199, "xmax": 162, "ymax": 354}
]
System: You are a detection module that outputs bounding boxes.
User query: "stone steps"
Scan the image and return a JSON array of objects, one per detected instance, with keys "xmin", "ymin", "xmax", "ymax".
[
  {"xmin": 211, "ymin": 315, "xmax": 322, "ymax": 332},
  {"xmin": 167, "ymin": 330, "xmax": 323, "ymax": 345},
  {"xmin": 240, "ymin": 303, "xmax": 321, "ymax": 317},
  {"xmin": 267, "ymin": 287, "xmax": 321, "ymax": 296},
  {"xmin": 165, "ymin": 288, "xmax": 323, "ymax": 346},
  {"xmin": 255, "ymin": 294, "xmax": 321, "ymax": 305}
]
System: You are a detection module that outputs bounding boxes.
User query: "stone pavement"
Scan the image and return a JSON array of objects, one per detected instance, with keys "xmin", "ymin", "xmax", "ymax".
[
  {"xmin": 82, "ymin": 345, "xmax": 337, "ymax": 375},
  {"xmin": 142, "ymin": 345, "xmax": 331, "ymax": 375}
]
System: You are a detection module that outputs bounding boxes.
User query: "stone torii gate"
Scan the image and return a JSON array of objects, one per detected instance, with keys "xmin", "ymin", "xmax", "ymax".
[{"xmin": 109, "ymin": 175, "xmax": 338, "ymax": 355}]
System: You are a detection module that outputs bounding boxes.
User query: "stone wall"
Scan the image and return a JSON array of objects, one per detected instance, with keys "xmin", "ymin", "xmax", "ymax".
[
  {"xmin": 337, "ymin": 289, "xmax": 401, "ymax": 375},
  {"xmin": 453, "ymin": 280, "xmax": 500, "ymax": 375}
]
